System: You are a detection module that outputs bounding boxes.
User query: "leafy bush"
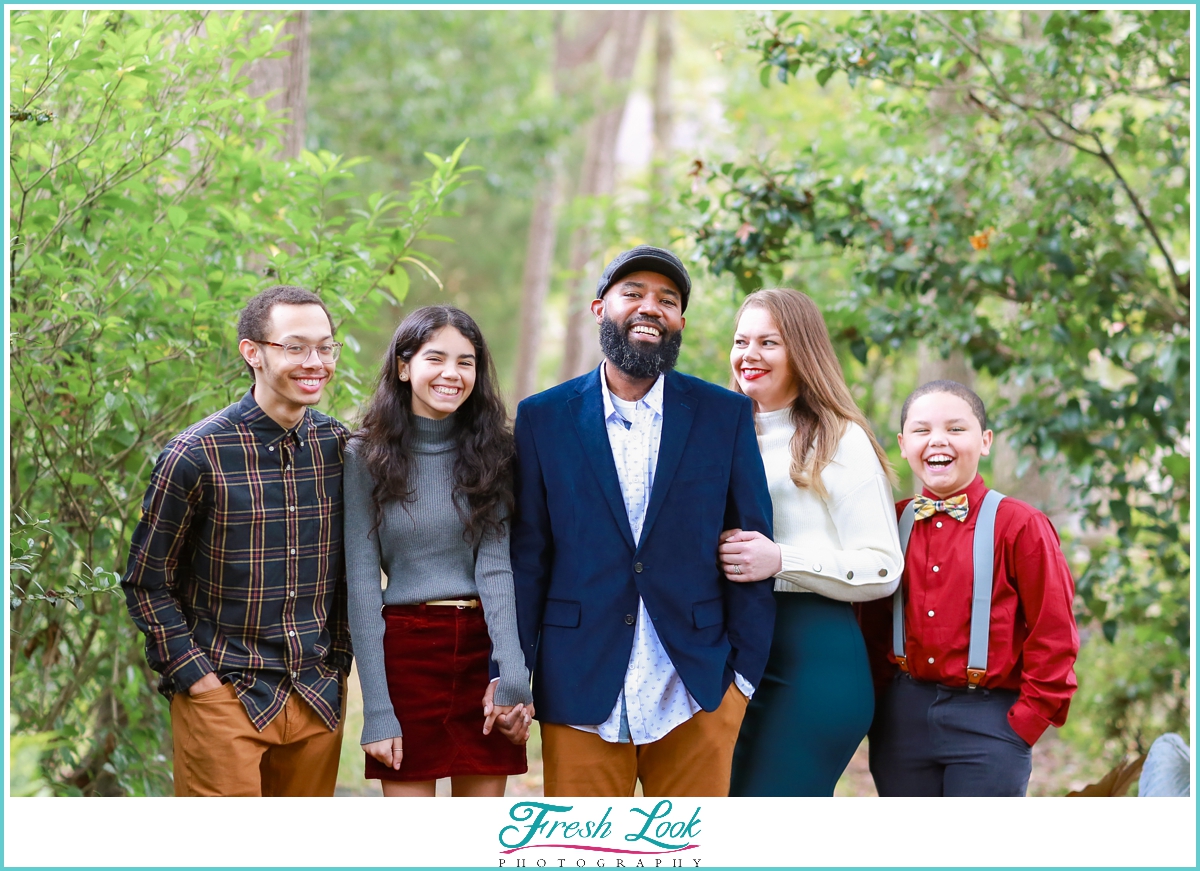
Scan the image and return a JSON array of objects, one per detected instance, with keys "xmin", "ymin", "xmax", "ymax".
[{"xmin": 9, "ymin": 9, "xmax": 472, "ymax": 793}]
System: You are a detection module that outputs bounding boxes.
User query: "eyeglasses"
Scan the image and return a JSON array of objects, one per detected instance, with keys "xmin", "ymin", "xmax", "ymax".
[{"xmin": 256, "ymin": 340, "xmax": 343, "ymax": 363}]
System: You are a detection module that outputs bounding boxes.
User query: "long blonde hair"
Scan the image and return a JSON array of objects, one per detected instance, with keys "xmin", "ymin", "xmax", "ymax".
[{"xmin": 732, "ymin": 288, "xmax": 897, "ymax": 498}]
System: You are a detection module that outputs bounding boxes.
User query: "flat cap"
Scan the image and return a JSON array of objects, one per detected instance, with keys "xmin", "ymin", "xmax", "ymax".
[{"xmin": 595, "ymin": 245, "xmax": 692, "ymax": 312}]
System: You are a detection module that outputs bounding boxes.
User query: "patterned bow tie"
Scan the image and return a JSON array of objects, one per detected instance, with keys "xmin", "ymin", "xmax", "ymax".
[{"xmin": 912, "ymin": 494, "xmax": 969, "ymax": 522}]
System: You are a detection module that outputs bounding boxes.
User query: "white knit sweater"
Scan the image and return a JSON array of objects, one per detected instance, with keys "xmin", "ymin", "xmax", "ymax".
[{"xmin": 757, "ymin": 408, "xmax": 903, "ymax": 601}]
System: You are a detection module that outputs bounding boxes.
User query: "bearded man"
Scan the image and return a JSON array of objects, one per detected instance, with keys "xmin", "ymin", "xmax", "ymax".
[{"xmin": 510, "ymin": 245, "xmax": 776, "ymax": 796}]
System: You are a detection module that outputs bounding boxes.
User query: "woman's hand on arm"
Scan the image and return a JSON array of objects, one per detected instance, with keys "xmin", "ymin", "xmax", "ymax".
[
  {"xmin": 718, "ymin": 529, "xmax": 782, "ymax": 583},
  {"xmin": 363, "ymin": 736, "xmax": 403, "ymax": 771}
]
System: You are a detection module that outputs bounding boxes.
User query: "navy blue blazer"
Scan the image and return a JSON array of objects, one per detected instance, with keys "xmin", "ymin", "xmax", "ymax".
[{"xmin": 510, "ymin": 366, "xmax": 776, "ymax": 726}]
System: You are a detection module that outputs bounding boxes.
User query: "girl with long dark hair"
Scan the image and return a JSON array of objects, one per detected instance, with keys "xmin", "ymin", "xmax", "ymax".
[
  {"xmin": 720, "ymin": 288, "xmax": 904, "ymax": 796},
  {"xmin": 344, "ymin": 305, "xmax": 532, "ymax": 797}
]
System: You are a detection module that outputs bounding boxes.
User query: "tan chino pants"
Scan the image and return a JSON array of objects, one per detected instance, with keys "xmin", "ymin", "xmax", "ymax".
[
  {"xmin": 541, "ymin": 683, "xmax": 750, "ymax": 797},
  {"xmin": 170, "ymin": 682, "xmax": 344, "ymax": 796}
]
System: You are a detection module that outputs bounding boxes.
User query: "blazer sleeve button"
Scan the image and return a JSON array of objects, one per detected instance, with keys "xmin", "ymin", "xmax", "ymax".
[{"xmin": 624, "ymin": 614, "xmax": 635, "ymax": 625}]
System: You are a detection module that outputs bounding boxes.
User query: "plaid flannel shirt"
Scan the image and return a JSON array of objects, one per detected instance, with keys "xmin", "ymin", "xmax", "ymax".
[{"xmin": 121, "ymin": 390, "xmax": 351, "ymax": 731}]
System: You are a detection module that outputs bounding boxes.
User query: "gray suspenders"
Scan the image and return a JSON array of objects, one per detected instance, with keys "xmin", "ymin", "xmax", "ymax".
[{"xmin": 893, "ymin": 489, "xmax": 1006, "ymax": 690}]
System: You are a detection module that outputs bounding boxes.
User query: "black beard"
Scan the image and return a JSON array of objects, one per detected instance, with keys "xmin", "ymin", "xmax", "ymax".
[{"xmin": 599, "ymin": 315, "xmax": 683, "ymax": 380}]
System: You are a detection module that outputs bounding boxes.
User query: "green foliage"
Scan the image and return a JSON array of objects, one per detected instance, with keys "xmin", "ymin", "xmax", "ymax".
[
  {"xmin": 309, "ymin": 11, "xmax": 562, "ymax": 192},
  {"xmin": 685, "ymin": 10, "xmax": 1190, "ymax": 755},
  {"xmin": 307, "ymin": 12, "xmax": 566, "ymax": 381},
  {"xmin": 673, "ymin": 281, "xmax": 741, "ymax": 388},
  {"xmin": 9, "ymin": 9, "xmax": 472, "ymax": 793},
  {"xmin": 9, "ymin": 733, "xmax": 60, "ymax": 797},
  {"xmin": 1063, "ymin": 625, "xmax": 1190, "ymax": 759}
]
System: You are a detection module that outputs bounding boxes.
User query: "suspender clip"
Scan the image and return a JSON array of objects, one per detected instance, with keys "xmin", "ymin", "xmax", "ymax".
[
  {"xmin": 895, "ymin": 655, "xmax": 909, "ymax": 674},
  {"xmin": 966, "ymin": 668, "xmax": 985, "ymax": 690}
]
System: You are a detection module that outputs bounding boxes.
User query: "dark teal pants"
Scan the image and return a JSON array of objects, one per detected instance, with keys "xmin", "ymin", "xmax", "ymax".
[{"xmin": 730, "ymin": 592, "xmax": 875, "ymax": 796}]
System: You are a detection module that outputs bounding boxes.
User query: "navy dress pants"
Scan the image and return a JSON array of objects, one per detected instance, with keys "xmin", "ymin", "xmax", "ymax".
[
  {"xmin": 868, "ymin": 673, "xmax": 1033, "ymax": 796},
  {"xmin": 730, "ymin": 593, "xmax": 875, "ymax": 796}
]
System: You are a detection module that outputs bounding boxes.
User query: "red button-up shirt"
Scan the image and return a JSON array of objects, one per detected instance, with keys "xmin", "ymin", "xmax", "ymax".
[{"xmin": 858, "ymin": 474, "xmax": 1079, "ymax": 746}]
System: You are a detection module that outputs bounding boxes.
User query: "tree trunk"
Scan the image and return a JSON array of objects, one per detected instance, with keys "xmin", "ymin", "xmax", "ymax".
[
  {"xmin": 557, "ymin": 126, "xmax": 608, "ymax": 382},
  {"xmin": 513, "ymin": 157, "xmax": 564, "ymax": 401},
  {"xmin": 246, "ymin": 11, "xmax": 310, "ymax": 159},
  {"xmin": 512, "ymin": 12, "xmax": 615, "ymax": 400},
  {"xmin": 651, "ymin": 10, "xmax": 675, "ymax": 199},
  {"xmin": 558, "ymin": 11, "xmax": 649, "ymax": 382}
]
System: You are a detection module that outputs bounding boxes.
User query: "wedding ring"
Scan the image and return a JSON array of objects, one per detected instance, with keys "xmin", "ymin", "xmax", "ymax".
[{"xmin": 732, "ymin": 564, "xmax": 742, "ymax": 575}]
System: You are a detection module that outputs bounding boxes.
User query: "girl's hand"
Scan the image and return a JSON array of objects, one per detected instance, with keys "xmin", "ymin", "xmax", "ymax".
[
  {"xmin": 482, "ymin": 679, "xmax": 510, "ymax": 735},
  {"xmin": 718, "ymin": 528, "xmax": 782, "ymax": 582},
  {"xmin": 364, "ymin": 736, "xmax": 403, "ymax": 770},
  {"xmin": 482, "ymin": 679, "xmax": 500, "ymax": 727},
  {"xmin": 483, "ymin": 680, "xmax": 534, "ymax": 744}
]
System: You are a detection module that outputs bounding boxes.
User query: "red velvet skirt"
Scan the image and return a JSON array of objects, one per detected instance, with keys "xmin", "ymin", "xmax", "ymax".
[{"xmin": 364, "ymin": 603, "xmax": 528, "ymax": 782}]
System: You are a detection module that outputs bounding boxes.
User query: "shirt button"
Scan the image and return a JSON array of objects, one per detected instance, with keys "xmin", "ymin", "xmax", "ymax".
[
  {"xmin": 291, "ymin": 671, "xmax": 299, "ymax": 679},
  {"xmin": 846, "ymin": 571, "xmax": 854, "ymax": 580},
  {"xmin": 634, "ymin": 562, "xmax": 643, "ymax": 573},
  {"xmin": 927, "ymin": 656, "xmax": 935, "ymax": 664},
  {"xmin": 813, "ymin": 563, "xmax": 822, "ymax": 572},
  {"xmin": 289, "ymin": 590, "xmax": 295, "ymax": 598},
  {"xmin": 928, "ymin": 610, "xmax": 935, "ymax": 617},
  {"xmin": 290, "ymin": 548, "xmax": 296, "ymax": 554},
  {"xmin": 877, "ymin": 568, "xmax": 888, "ymax": 577},
  {"xmin": 286, "ymin": 464, "xmax": 292, "ymax": 471},
  {"xmin": 288, "ymin": 630, "xmax": 296, "ymax": 637},
  {"xmin": 268, "ymin": 446, "xmax": 275, "ymax": 452},
  {"xmin": 624, "ymin": 614, "xmax": 635, "ymax": 625},
  {"xmin": 936, "ymin": 521, "xmax": 943, "ymax": 528},
  {"xmin": 289, "ymin": 506, "xmax": 296, "ymax": 512},
  {"xmin": 932, "ymin": 565, "xmax": 939, "ymax": 573}
]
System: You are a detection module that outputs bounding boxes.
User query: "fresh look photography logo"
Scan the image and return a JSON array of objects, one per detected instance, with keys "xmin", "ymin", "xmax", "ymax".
[{"xmin": 498, "ymin": 800, "xmax": 703, "ymax": 867}]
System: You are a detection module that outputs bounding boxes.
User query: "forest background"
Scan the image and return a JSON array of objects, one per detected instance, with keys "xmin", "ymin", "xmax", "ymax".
[{"xmin": 7, "ymin": 8, "xmax": 1191, "ymax": 797}]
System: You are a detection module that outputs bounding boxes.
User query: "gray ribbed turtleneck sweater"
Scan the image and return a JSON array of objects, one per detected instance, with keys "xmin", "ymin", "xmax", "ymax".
[{"xmin": 344, "ymin": 414, "xmax": 532, "ymax": 745}]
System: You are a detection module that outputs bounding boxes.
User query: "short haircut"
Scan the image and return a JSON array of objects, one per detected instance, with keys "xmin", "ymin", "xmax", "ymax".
[
  {"xmin": 236, "ymin": 285, "xmax": 334, "ymax": 378},
  {"xmin": 900, "ymin": 379, "xmax": 988, "ymax": 431}
]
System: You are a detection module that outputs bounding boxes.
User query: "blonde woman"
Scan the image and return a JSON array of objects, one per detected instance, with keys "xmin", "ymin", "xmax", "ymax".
[{"xmin": 721, "ymin": 288, "xmax": 903, "ymax": 796}]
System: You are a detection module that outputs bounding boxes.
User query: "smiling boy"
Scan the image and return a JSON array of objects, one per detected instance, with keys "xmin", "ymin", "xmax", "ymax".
[{"xmin": 858, "ymin": 380, "xmax": 1079, "ymax": 796}]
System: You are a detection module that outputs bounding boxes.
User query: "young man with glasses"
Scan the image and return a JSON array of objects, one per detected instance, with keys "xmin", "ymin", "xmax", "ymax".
[{"xmin": 122, "ymin": 285, "xmax": 352, "ymax": 796}]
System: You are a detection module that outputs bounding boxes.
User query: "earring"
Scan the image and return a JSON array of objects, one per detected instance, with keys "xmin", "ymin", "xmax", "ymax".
[{"xmin": 399, "ymin": 371, "xmax": 409, "ymax": 381}]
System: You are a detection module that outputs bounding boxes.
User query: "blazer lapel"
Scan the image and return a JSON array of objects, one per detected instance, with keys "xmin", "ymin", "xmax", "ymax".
[
  {"xmin": 640, "ymin": 371, "xmax": 695, "ymax": 546},
  {"xmin": 568, "ymin": 369, "xmax": 636, "ymax": 549}
]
